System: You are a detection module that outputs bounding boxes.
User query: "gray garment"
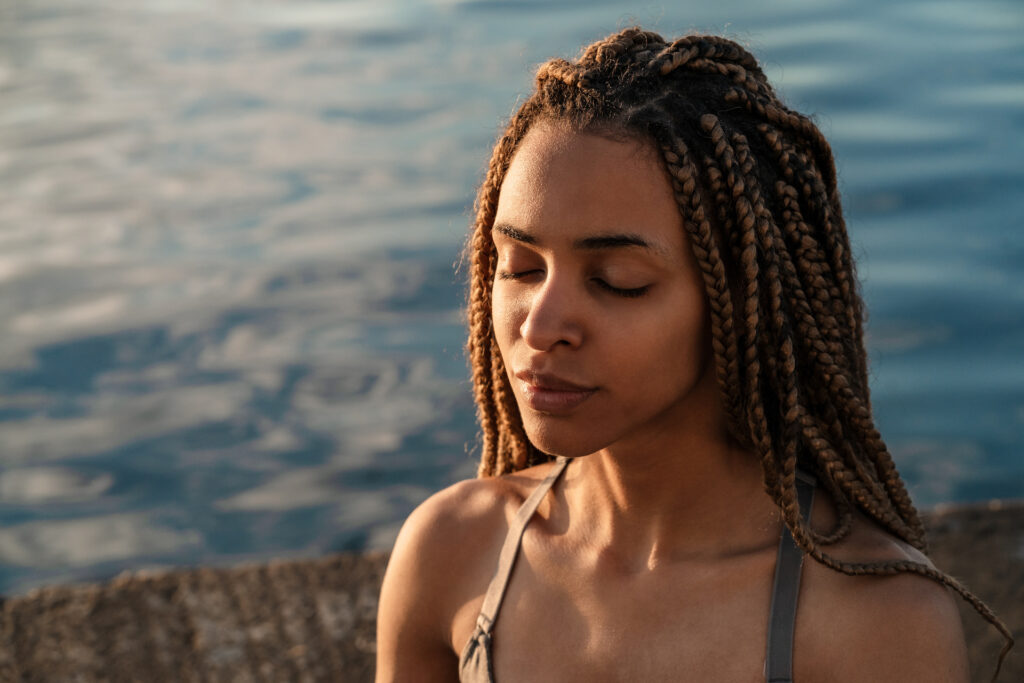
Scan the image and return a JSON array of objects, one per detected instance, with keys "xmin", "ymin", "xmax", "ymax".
[{"xmin": 459, "ymin": 457, "xmax": 816, "ymax": 683}]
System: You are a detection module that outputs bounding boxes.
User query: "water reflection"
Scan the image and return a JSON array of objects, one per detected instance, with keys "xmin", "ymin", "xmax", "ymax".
[
  {"xmin": 0, "ymin": 513, "xmax": 202, "ymax": 569},
  {"xmin": 0, "ymin": 0, "xmax": 1021, "ymax": 594}
]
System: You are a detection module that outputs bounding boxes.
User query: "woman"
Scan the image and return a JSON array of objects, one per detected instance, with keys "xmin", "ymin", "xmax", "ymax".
[{"xmin": 376, "ymin": 28, "xmax": 1012, "ymax": 682}]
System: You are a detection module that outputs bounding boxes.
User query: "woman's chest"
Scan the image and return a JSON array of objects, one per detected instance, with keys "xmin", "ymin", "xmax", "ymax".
[{"xmin": 486, "ymin": 553, "xmax": 778, "ymax": 683}]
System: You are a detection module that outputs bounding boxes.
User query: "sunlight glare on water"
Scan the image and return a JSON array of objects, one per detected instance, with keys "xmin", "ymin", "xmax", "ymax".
[{"xmin": 0, "ymin": 0, "xmax": 1021, "ymax": 594}]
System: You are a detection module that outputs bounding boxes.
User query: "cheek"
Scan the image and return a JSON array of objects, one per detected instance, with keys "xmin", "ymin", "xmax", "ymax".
[
  {"xmin": 623, "ymin": 297, "xmax": 709, "ymax": 384},
  {"xmin": 491, "ymin": 285, "xmax": 524, "ymax": 352}
]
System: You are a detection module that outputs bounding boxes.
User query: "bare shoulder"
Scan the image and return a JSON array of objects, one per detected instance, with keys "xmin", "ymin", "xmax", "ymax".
[
  {"xmin": 375, "ymin": 461, "xmax": 557, "ymax": 682},
  {"xmin": 385, "ymin": 461, "xmax": 555, "ymax": 598},
  {"xmin": 798, "ymin": 504, "xmax": 970, "ymax": 682}
]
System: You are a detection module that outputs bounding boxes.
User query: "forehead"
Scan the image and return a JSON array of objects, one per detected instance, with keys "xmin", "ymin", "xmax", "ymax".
[{"xmin": 494, "ymin": 120, "xmax": 685, "ymax": 248}]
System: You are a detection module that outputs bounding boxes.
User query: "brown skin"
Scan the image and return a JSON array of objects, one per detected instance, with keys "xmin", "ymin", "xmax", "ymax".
[{"xmin": 376, "ymin": 122, "xmax": 969, "ymax": 682}]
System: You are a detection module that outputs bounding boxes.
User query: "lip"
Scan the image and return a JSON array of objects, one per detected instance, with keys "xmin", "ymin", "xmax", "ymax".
[{"xmin": 514, "ymin": 370, "xmax": 598, "ymax": 414}]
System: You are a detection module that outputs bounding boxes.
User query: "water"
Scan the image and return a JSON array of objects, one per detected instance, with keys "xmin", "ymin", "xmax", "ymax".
[{"xmin": 0, "ymin": 0, "xmax": 1021, "ymax": 595}]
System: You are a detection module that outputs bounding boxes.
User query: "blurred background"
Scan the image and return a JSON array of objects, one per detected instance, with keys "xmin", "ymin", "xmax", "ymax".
[{"xmin": 0, "ymin": 0, "xmax": 1021, "ymax": 597}]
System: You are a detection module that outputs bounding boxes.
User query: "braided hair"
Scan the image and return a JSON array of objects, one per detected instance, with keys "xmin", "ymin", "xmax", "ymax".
[{"xmin": 464, "ymin": 27, "xmax": 1012, "ymax": 678}]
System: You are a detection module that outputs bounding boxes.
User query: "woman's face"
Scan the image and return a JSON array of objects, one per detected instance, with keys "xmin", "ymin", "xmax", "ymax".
[{"xmin": 491, "ymin": 120, "xmax": 715, "ymax": 458}]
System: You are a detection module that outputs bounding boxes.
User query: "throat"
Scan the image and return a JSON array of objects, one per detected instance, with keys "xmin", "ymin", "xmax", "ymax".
[{"xmin": 564, "ymin": 446, "xmax": 783, "ymax": 569}]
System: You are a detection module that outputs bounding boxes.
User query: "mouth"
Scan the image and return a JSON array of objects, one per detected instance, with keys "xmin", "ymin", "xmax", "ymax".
[{"xmin": 514, "ymin": 370, "xmax": 598, "ymax": 414}]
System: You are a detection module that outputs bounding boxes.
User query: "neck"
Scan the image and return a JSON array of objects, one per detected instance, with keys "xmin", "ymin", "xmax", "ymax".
[{"xmin": 561, "ymin": 375, "xmax": 782, "ymax": 572}]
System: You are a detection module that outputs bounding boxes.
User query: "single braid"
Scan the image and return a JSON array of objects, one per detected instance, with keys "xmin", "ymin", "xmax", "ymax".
[
  {"xmin": 579, "ymin": 27, "xmax": 663, "ymax": 66},
  {"xmin": 536, "ymin": 58, "xmax": 590, "ymax": 89}
]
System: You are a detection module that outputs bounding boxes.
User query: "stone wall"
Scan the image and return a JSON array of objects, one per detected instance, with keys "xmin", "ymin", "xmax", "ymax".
[{"xmin": 2, "ymin": 503, "xmax": 1021, "ymax": 682}]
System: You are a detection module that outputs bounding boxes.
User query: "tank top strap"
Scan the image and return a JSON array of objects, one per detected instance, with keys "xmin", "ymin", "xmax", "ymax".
[
  {"xmin": 475, "ymin": 456, "xmax": 570, "ymax": 633},
  {"xmin": 763, "ymin": 467, "xmax": 817, "ymax": 683}
]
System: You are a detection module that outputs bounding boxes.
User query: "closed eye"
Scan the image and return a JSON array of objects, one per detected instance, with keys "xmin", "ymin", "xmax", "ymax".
[
  {"xmin": 593, "ymin": 279, "xmax": 650, "ymax": 298},
  {"xmin": 497, "ymin": 270, "xmax": 540, "ymax": 281},
  {"xmin": 497, "ymin": 271, "xmax": 650, "ymax": 298}
]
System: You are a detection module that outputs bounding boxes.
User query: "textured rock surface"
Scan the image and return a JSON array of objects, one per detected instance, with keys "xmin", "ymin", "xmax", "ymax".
[
  {"xmin": 925, "ymin": 502, "xmax": 1023, "ymax": 682},
  {"xmin": 1, "ymin": 504, "xmax": 1021, "ymax": 682},
  {"xmin": 0, "ymin": 553, "xmax": 389, "ymax": 683}
]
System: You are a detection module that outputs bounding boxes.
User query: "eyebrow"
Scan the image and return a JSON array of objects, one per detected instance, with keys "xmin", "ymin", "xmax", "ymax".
[{"xmin": 493, "ymin": 223, "xmax": 665, "ymax": 255}]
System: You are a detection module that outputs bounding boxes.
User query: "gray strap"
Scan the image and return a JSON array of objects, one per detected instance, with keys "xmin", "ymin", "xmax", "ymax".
[
  {"xmin": 476, "ymin": 457, "xmax": 570, "ymax": 632},
  {"xmin": 764, "ymin": 469, "xmax": 817, "ymax": 683}
]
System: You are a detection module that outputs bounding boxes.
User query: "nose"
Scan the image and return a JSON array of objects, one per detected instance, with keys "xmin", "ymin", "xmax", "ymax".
[{"xmin": 519, "ymin": 275, "xmax": 583, "ymax": 351}]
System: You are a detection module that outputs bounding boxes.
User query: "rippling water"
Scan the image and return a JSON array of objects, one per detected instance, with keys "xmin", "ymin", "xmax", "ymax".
[{"xmin": 0, "ymin": 0, "xmax": 1021, "ymax": 594}]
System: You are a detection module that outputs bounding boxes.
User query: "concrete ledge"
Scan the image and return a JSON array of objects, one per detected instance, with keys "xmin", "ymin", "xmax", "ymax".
[{"xmin": 2, "ymin": 503, "xmax": 1022, "ymax": 682}]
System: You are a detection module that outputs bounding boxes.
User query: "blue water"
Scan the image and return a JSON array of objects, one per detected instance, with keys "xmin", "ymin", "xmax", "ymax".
[{"xmin": 0, "ymin": 0, "xmax": 1021, "ymax": 595}]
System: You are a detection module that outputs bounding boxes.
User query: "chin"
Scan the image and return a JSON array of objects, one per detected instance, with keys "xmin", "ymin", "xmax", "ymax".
[{"xmin": 521, "ymin": 418, "xmax": 607, "ymax": 459}]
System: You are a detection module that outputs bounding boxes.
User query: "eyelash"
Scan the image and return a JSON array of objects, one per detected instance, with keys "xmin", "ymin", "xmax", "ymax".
[
  {"xmin": 497, "ymin": 271, "xmax": 651, "ymax": 299},
  {"xmin": 599, "ymin": 281, "xmax": 651, "ymax": 298}
]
